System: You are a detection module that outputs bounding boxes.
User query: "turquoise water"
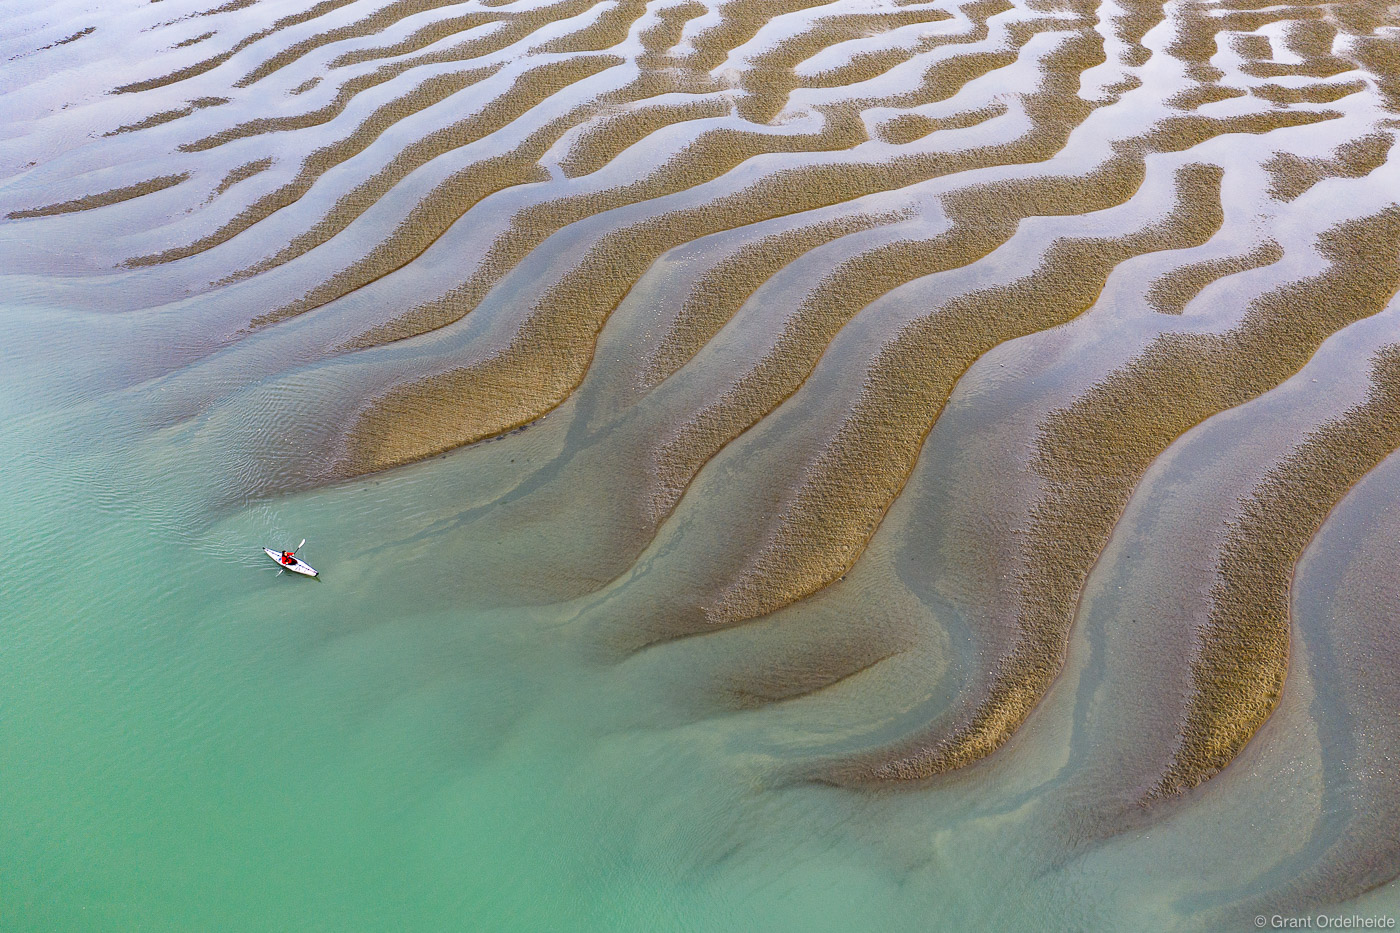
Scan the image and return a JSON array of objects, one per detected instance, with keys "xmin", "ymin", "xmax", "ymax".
[
  {"xmin": 9, "ymin": 294, "xmax": 1400, "ymax": 931},
  {"xmin": 8, "ymin": 0, "xmax": 1400, "ymax": 925},
  {"xmin": 7, "ymin": 298, "xmax": 1400, "ymax": 933},
  {"xmin": 0, "ymin": 306, "xmax": 940, "ymax": 932}
]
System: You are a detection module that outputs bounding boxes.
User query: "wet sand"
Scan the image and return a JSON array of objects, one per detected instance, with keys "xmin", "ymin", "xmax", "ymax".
[{"xmin": 4, "ymin": 0, "xmax": 1400, "ymax": 923}]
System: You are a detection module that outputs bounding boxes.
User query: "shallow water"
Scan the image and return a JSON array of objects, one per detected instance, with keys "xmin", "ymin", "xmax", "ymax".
[
  {"xmin": 0, "ymin": 319, "xmax": 1000, "ymax": 931},
  {"xmin": 6, "ymin": 0, "xmax": 1400, "ymax": 928},
  {"xmin": 5, "ymin": 299, "xmax": 1398, "ymax": 931}
]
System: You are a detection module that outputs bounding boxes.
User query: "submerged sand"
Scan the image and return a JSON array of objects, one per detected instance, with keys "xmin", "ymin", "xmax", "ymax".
[{"xmin": 4, "ymin": 0, "xmax": 1400, "ymax": 922}]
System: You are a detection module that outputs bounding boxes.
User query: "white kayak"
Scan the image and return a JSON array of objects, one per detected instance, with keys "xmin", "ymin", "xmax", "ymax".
[{"xmin": 264, "ymin": 547, "xmax": 318, "ymax": 577}]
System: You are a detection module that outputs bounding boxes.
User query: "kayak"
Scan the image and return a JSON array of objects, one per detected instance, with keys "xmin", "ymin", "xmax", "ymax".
[{"xmin": 263, "ymin": 547, "xmax": 318, "ymax": 577}]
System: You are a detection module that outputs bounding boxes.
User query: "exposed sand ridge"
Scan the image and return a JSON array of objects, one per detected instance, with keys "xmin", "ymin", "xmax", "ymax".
[{"xmin": 5, "ymin": 0, "xmax": 1400, "ymax": 917}]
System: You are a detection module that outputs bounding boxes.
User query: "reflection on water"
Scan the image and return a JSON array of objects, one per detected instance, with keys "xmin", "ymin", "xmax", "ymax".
[{"xmin": 3, "ymin": 0, "xmax": 1400, "ymax": 928}]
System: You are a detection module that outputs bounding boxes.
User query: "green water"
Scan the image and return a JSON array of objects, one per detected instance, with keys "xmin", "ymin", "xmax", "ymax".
[
  {"xmin": 0, "ymin": 307, "xmax": 942, "ymax": 932},
  {"xmin": 9, "ymin": 298, "xmax": 1400, "ymax": 932}
]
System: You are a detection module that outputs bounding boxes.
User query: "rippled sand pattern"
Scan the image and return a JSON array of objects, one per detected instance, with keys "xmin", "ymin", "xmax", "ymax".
[{"xmin": 4, "ymin": 0, "xmax": 1400, "ymax": 922}]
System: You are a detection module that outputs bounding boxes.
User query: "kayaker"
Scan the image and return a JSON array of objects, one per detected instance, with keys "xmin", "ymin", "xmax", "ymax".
[{"xmin": 264, "ymin": 540, "xmax": 316, "ymax": 577}]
